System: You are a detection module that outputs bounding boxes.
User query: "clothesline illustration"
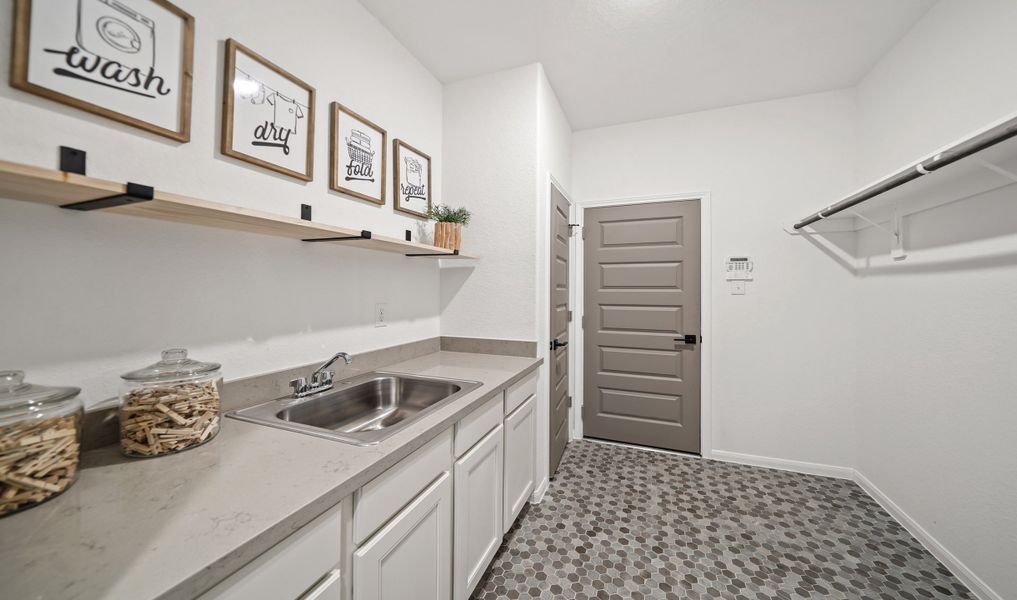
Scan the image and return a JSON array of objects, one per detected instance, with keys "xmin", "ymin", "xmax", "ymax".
[{"xmin": 233, "ymin": 67, "xmax": 308, "ymax": 134}]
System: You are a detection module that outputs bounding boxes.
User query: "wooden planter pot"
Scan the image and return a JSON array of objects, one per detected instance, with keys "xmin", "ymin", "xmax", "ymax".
[{"xmin": 434, "ymin": 222, "xmax": 462, "ymax": 251}]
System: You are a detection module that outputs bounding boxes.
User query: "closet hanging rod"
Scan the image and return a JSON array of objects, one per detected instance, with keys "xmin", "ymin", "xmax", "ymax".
[{"xmin": 794, "ymin": 114, "xmax": 1017, "ymax": 230}]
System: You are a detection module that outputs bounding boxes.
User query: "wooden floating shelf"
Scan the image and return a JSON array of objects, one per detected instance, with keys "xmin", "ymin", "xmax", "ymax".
[{"xmin": 0, "ymin": 160, "xmax": 478, "ymax": 260}]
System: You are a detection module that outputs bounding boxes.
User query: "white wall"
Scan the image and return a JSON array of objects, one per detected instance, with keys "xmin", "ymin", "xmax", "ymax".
[
  {"xmin": 0, "ymin": 0, "xmax": 444, "ymax": 407},
  {"xmin": 852, "ymin": 1, "xmax": 1017, "ymax": 598},
  {"xmin": 440, "ymin": 64, "xmax": 539, "ymax": 341},
  {"xmin": 441, "ymin": 62, "xmax": 573, "ymax": 497},
  {"xmin": 572, "ymin": 90, "xmax": 860, "ymax": 469}
]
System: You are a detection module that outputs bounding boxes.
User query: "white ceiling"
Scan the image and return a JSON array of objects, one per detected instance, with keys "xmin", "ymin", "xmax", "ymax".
[{"xmin": 358, "ymin": 0, "xmax": 935, "ymax": 130}]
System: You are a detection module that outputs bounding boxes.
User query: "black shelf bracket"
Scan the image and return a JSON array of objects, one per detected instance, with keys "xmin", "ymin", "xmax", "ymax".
[
  {"xmin": 406, "ymin": 249, "xmax": 459, "ymax": 257},
  {"xmin": 302, "ymin": 230, "xmax": 372, "ymax": 242},
  {"xmin": 59, "ymin": 146, "xmax": 86, "ymax": 175},
  {"xmin": 61, "ymin": 182, "xmax": 154, "ymax": 211}
]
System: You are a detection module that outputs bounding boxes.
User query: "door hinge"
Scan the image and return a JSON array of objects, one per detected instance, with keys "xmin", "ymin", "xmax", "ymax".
[
  {"xmin": 581, "ymin": 316, "xmax": 586, "ymax": 329},
  {"xmin": 567, "ymin": 395, "xmax": 573, "ymax": 408},
  {"xmin": 567, "ymin": 309, "xmax": 573, "ymax": 322}
]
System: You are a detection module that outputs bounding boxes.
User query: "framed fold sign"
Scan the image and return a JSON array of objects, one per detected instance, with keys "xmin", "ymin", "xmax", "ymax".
[
  {"xmin": 10, "ymin": 0, "xmax": 195, "ymax": 142},
  {"xmin": 222, "ymin": 39, "xmax": 315, "ymax": 181},
  {"xmin": 330, "ymin": 102, "xmax": 386, "ymax": 205},
  {"xmin": 393, "ymin": 139, "xmax": 432, "ymax": 218}
]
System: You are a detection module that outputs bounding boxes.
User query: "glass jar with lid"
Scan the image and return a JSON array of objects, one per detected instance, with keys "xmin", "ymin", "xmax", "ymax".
[
  {"xmin": 119, "ymin": 348, "xmax": 222, "ymax": 458},
  {"xmin": 0, "ymin": 370, "xmax": 83, "ymax": 517}
]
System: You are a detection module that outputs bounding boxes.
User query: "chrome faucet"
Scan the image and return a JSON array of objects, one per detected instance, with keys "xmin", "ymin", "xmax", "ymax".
[{"xmin": 290, "ymin": 352, "xmax": 353, "ymax": 398}]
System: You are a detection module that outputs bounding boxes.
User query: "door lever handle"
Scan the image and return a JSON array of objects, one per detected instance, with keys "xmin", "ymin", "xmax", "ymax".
[
  {"xmin": 674, "ymin": 334, "xmax": 698, "ymax": 346},
  {"xmin": 551, "ymin": 339, "xmax": 569, "ymax": 350}
]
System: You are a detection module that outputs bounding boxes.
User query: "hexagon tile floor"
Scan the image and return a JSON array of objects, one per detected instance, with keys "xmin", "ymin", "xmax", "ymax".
[{"xmin": 471, "ymin": 440, "xmax": 974, "ymax": 600}]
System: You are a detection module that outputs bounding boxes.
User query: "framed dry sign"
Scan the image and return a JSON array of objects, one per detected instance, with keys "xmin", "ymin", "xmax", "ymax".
[
  {"xmin": 10, "ymin": 0, "xmax": 195, "ymax": 142},
  {"xmin": 222, "ymin": 39, "xmax": 315, "ymax": 181},
  {"xmin": 330, "ymin": 102, "xmax": 386, "ymax": 205},
  {"xmin": 393, "ymin": 139, "xmax": 432, "ymax": 218}
]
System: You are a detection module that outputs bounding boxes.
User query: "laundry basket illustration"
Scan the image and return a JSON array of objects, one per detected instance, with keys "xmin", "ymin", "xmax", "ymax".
[
  {"xmin": 346, "ymin": 129, "xmax": 375, "ymax": 166},
  {"xmin": 405, "ymin": 156, "xmax": 423, "ymax": 187}
]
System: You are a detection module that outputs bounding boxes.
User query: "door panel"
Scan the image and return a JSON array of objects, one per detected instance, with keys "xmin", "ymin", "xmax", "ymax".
[
  {"xmin": 454, "ymin": 425, "xmax": 503, "ymax": 600},
  {"xmin": 583, "ymin": 200, "xmax": 701, "ymax": 454},
  {"xmin": 354, "ymin": 472, "xmax": 452, "ymax": 600},
  {"xmin": 504, "ymin": 396, "xmax": 536, "ymax": 530},
  {"xmin": 548, "ymin": 185, "xmax": 571, "ymax": 475}
]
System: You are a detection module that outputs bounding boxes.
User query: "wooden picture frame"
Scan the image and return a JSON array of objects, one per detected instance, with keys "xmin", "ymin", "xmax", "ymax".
[
  {"xmin": 221, "ymin": 39, "xmax": 315, "ymax": 181},
  {"xmin": 10, "ymin": 0, "xmax": 194, "ymax": 142},
  {"xmin": 330, "ymin": 102, "xmax": 387, "ymax": 205},
  {"xmin": 393, "ymin": 139, "xmax": 432, "ymax": 218}
]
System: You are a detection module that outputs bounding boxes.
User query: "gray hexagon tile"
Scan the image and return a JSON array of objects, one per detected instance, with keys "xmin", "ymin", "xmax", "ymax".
[{"xmin": 471, "ymin": 440, "xmax": 974, "ymax": 600}]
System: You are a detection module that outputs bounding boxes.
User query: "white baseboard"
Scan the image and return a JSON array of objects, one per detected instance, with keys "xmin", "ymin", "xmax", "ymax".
[
  {"xmin": 853, "ymin": 471, "xmax": 1002, "ymax": 600},
  {"xmin": 530, "ymin": 477, "xmax": 549, "ymax": 504},
  {"xmin": 710, "ymin": 449, "xmax": 855, "ymax": 480}
]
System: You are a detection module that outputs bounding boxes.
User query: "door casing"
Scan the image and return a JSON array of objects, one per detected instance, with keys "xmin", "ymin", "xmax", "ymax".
[{"xmin": 572, "ymin": 192, "xmax": 713, "ymax": 459}]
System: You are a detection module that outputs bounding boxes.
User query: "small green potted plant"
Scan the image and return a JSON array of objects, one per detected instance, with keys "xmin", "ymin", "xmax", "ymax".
[{"xmin": 428, "ymin": 204, "xmax": 472, "ymax": 251}]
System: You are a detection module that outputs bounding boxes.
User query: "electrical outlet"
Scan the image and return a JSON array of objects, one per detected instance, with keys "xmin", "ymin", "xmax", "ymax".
[{"xmin": 375, "ymin": 303, "xmax": 387, "ymax": 327}]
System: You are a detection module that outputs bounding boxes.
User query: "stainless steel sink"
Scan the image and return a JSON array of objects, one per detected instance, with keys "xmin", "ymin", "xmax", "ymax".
[{"xmin": 227, "ymin": 371, "xmax": 481, "ymax": 445}]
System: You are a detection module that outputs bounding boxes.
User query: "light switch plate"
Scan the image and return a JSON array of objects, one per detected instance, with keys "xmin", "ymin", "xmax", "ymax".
[
  {"xmin": 731, "ymin": 281, "xmax": 746, "ymax": 295},
  {"xmin": 375, "ymin": 303, "xmax": 387, "ymax": 327}
]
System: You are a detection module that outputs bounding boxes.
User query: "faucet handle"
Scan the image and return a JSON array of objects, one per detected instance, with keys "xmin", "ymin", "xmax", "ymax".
[
  {"xmin": 313, "ymin": 370, "xmax": 334, "ymax": 387},
  {"xmin": 289, "ymin": 377, "xmax": 307, "ymax": 394}
]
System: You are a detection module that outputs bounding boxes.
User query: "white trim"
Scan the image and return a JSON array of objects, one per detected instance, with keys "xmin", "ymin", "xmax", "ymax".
[
  {"xmin": 853, "ymin": 471, "xmax": 1003, "ymax": 600},
  {"xmin": 529, "ymin": 477, "xmax": 549, "ymax": 504},
  {"xmin": 536, "ymin": 173, "xmax": 573, "ymax": 502},
  {"xmin": 710, "ymin": 449, "xmax": 854, "ymax": 480},
  {"xmin": 573, "ymin": 191, "xmax": 714, "ymax": 457}
]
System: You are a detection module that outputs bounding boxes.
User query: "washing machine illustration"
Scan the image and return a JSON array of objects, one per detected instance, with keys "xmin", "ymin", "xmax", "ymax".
[{"xmin": 77, "ymin": 0, "xmax": 156, "ymax": 72}]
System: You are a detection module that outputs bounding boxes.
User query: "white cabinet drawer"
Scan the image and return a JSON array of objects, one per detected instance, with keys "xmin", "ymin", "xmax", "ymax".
[
  {"xmin": 354, "ymin": 429, "xmax": 452, "ymax": 545},
  {"xmin": 200, "ymin": 505, "xmax": 341, "ymax": 600},
  {"xmin": 454, "ymin": 395, "xmax": 503, "ymax": 458},
  {"xmin": 504, "ymin": 370, "xmax": 537, "ymax": 415},
  {"xmin": 300, "ymin": 569, "xmax": 342, "ymax": 600}
]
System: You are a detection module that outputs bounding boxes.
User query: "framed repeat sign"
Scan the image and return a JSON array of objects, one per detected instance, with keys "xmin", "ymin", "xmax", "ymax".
[
  {"xmin": 10, "ymin": 0, "xmax": 195, "ymax": 141},
  {"xmin": 221, "ymin": 39, "xmax": 315, "ymax": 181},
  {"xmin": 393, "ymin": 139, "xmax": 432, "ymax": 218}
]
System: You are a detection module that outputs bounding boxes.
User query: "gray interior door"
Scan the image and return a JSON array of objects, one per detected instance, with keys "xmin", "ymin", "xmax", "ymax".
[
  {"xmin": 549, "ymin": 185, "xmax": 571, "ymax": 476},
  {"xmin": 582, "ymin": 200, "xmax": 701, "ymax": 454}
]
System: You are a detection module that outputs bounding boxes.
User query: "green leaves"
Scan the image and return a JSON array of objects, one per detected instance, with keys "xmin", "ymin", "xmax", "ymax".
[{"xmin": 428, "ymin": 204, "xmax": 472, "ymax": 225}]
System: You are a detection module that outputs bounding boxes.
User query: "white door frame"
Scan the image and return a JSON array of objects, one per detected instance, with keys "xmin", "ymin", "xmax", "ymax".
[
  {"xmin": 533, "ymin": 173, "xmax": 573, "ymax": 503},
  {"xmin": 571, "ymin": 192, "xmax": 714, "ymax": 458}
]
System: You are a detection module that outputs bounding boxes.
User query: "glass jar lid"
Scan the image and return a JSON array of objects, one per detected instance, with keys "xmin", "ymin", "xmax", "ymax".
[
  {"xmin": 0, "ymin": 370, "xmax": 81, "ymax": 411},
  {"xmin": 120, "ymin": 348, "xmax": 221, "ymax": 383}
]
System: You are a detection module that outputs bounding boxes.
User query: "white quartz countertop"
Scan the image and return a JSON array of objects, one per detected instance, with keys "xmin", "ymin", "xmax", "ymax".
[{"xmin": 0, "ymin": 351, "xmax": 541, "ymax": 600}]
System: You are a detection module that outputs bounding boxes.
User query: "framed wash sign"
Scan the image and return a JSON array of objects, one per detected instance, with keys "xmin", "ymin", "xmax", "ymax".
[
  {"xmin": 10, "ymin": 0, "xmax": 195, "ymax": 141},
  {"xmin": 330, "ymin": 102, "xmax": 386, "ymax": 205},
  {"xmin": 222, "ymin": 39, "xmax": 315, "ymax": 181},
  {"xmin": 393, "ymin": 139, "xmax": 432, "ymax": 218}
]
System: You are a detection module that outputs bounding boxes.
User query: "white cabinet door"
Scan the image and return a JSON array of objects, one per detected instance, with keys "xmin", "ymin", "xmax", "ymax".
[
  {"xmin": 453, "ymin": 424, "xmax": 504, "ymax": 600},
  {"xmin": 354, "ymin": 471, "xmax": 452, "ymax": 600},
  {"xmin": 503, "ymin": 395, "xmax": 536, "ymax": 532}
]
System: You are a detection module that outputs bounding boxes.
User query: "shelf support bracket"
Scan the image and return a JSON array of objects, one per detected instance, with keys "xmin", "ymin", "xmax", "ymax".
[
  {"xmin": 61, "ymin": 182, "xmax": 154, "ymax": 211},
  {"xmin": 302, "ymin": 230, "xmax": 372, "ymax": 242},
  {"xmin": 847, "ymin": 206, "xmax": 907, "ymax": 261},
  {"xmin": 406, "ymin": 249, "xmax": 459, "ymax": 257}
]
